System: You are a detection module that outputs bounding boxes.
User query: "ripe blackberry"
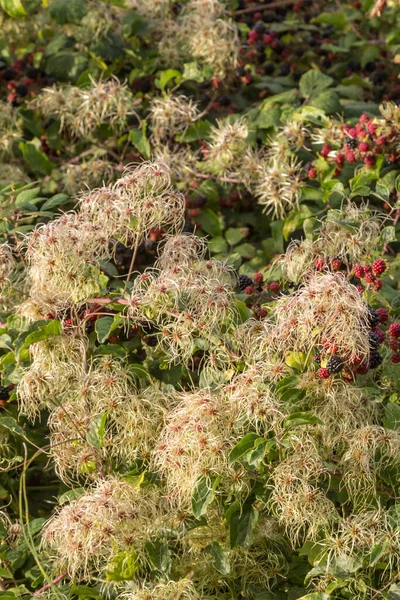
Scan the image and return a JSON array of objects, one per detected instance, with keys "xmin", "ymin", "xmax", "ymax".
[
  {"xmin": 238, "ymin": 274, "xmax": 254, "ymax": 291},
  {"xmin": 375, "ymin": 307, "xmax": 388, "ymax": 323},
  {"xmin": 369, "ymin": 350, "xmax": 383, "ymax": 369},
  {"xmin": 15, "ymin": 84, "xmax": 28, "ymax": 97},
  {"xmin": 279, "ymin": 64, "xmax": 290, "ymax": 76},
  {"xmin": 317, "ymin": 368, "xmax": 330, "ymax": 379},
  {"xmin": 346, "ymin": 138, "xmax": 358, "ymax": 150},
  {"xmin": 144, "ymin": 335, "xmax": 158, "ymax": 347},
  {"xmin": 263, "ymin": 63, "xmax": 274, "ymax": 75},
  {"xmin": 3, "ymin": 68, "xmax": 16, "ymax": 81},
  {"xmin": 314, "ymin": 353, "xmax": 321, "ymax": 366},
  {"xmin": 366, "ymin": 305, "xmax": 379, "ymax": 328},
  {"xmin": 254, "ymin": 20, "xmax": 266, "ymax": 33},
  {"xmin": 373, "ymin": 327, "xmax": 385, "ymax": 344},
  {"xmin": 0, "ymin": 386, "xmax": 10, "ymax": 400},
  {"xmin": 326, "ymin": 355, "xmax": 344, "ymax": 374},
  {"xmin": 368, "ymin": 331, "xmax": 380, "ymax": 349}
]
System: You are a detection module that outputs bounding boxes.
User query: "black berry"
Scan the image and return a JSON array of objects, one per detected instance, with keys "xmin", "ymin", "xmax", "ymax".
[
  {"xmin": 238, "ymin": 274, "xmax": 254, "ymax": 291},
  {"xmin": 326, "ymin": 355, "xmax": 344, "ymax": 374},
  {"xmin": 369, "ymin": 350, "xmax": 383, "ymax": 369}
]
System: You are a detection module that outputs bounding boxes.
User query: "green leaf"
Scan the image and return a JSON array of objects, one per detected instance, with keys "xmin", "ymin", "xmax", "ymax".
[
  {"xmin": 58, "ymin": 487, "xmax": 85, "ymax": 505},
  {"xmin": 46, "ymin": 52, "xmax": 89, "ymax": 83},
  {"xmin": 198, "ymin": 208, "xmax": 222, "ymax": 237},
  {"xmin": 41, "ymin": 193, "xmax": 69, "ymax": 211},
  {"xmin": 15, "ymin": 188, "xmax": 41, "ymax": 207},
  {"xmin": 0, "ymin": 0, "xmax": 26, "ymax": 17},
  {"xmin": 247, "ymin": 438, "xmax": 275, "ymax": 467},
  {"xmin": 297, "ymin": 594, "xmax": 332, "ymax": 600},
  {"xmin": 19, "ymin": 143, "xmax": 52, "ymax": 176},
  {"xmin": 225, "ymin": 227, "xmax": 249, "ymax": 246},
  {"xmin": 17, "ymin": 320, "xmax": 62, "ymax": 359},
  {"xmin": 380, "ymin": 226, "xmax": 396, "ymax": 243},
  {"xmin": 229, "ymin": 503, "xmax": 259, "ymax": 549},
  {"xmin": 205, "ymin": 541, "xmax": 231, "ymax": 575},
  {"xmin": 234, "ymin": 299, "xmax": 254, "ymax": 323},
  {"xmin": 182, "ymin": 62, "xmax": 213, "ymax": 82},
  {"xmin": 191, "ymin": 476, "xmax": 220, "ymax": 518},
  {"xmin": 129, "ymin": 121, "xmax": 151, "ymax": 159},
  {"xmin": 145, "ymin": 540, "xmax": 171, "ymax": 574},
  {"xmin": 209, "ymin": 237, "xmax": 228, "ymax": 254},
  {"xmin": 86, "ymin": 412, "xmax": 107, "ymax": 449},
  {"xmin": 255, "ymin": 105, "xmax": 282, "ymax": 129},
  {"xmin": 175, "ymin": 120, "xmax": 211, "ymax": 142},
  {"xmin": 313, "ymin": 11, "xmax": 346, "ymax": 29},
  {"xmin": 283, "ymin": 205, "xmax": 313, "ymax": 241},
  {"xmin": 299, "ymin": 70, "xmax": 334, "ymax": 100},
  {"xmin": 284, "ymin": 412, "xmax": 323, "ymax": 428},
  {"xmin": 285, "ymin": 351, "xmax": 310, "ymax": 371},
  {"xmin": 383, "ymin": 403, "xmax": 400, "ymax": 431},
  {"xmin": 155, "ymin": 69, "xmax": 182, "ymax": 90},
  {"xmin": 94, "ymin": 316, "xmax": 121, "ymax": 343},
  {"xmin": 312, "ymin": 91, "xmax": 342, "ymax": 114},
  {"xmin": 49, "ymin": 0, "xmax": 87, "ymax": 24},
  {"xmin": 106, "ymin": 550, "xmax": 138, "ymax": 581},
  {"xmin": 228, "ymin": 433, "xmax": 261, "ymax": 465},
  {"xmin": 0, "ymin": 417, "xmax": 26, "ymax": 439}
]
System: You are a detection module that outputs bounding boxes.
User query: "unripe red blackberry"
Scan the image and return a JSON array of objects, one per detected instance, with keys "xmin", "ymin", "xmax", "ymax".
[
  {"xmin": 356, "ymin": 362, "xmax": 369, "ymax": 374},
  {"xmin": 331, "ymin": 257, "xmax": 341, "ymax": 271},
  {"xmin": 372, "ymin": 259, "xmax": 386, "ymax": 276},
  {"xmin": 391, "ymin": 353, "xmax": 400, "ymax": 364},
  {"xmin": 317, "ymin": 367, "xmax": 331, "ymax": 379},
  {"xmin": 357, "ymin": 285, "xmax": 364, "ymax": 294},
  {"xmin": 389, "ymin": 339, "xmax": 400, "ymax": 352},
  {"xmin": 269, "ymin": 281, "xmax": 280, "ymax": 293},
  {"xmin": 320, "ymin": 143, "xmax": 331, "ymax": 158},
  {"xmin": 389, "ymin": 323, "xmax": 400, "ymax": 338},
  {"xmin": 244, "ymin": 286, "xmax": 254, "ymax": 295},
  {"xmin": 374, "ymin": 279, "xmax": 382, "ymax": 291},
  {"xmin": 373, "ymin": 327, "xmax": 385, "ymax": 344},
  {"xmin": 363, "ymin": 264, "xmax": 372, "ymax": 273},
  {"xmin": 308, "ymin": 167, "xmax": 317, "ymax": 179},
  {"xmin": 314, "ymin": 258, "xmax": 324, "ymax": 271},
  {"xmin": 376, "ymin": 307, "xmax": 389, "ymax": 323},
  {"xmin": 353, "ymin": 265, "xmax": 364, "ymax": 278},
  {"xmin": 364, "ymin": 272, "xmax": 375, "ymax": 284},
  {"xmin": 254, "ymin": 272, "xmax": 263, "ymax": 285},
  {"xmin": 358, "ymin": 141, "xmax": 369, "ymax": 152}
]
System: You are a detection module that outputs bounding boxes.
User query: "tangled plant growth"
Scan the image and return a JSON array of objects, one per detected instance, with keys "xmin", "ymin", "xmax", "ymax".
[{"xmin": 0, "ymin": 0, "xmax": 399, "ymax": 599}]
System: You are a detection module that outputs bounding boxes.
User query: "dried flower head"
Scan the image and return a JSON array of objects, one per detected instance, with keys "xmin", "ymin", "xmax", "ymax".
[
  {"xmin": 149, "ymin": 93, "xmax": 200, "ymax": 142},
  {"xmin": 206, "ymin": 117, "xmax": 249, "ymax": 173},
  {"xmin": 61, "ymin": 158, "xmax": 116, "ymax": 195}
]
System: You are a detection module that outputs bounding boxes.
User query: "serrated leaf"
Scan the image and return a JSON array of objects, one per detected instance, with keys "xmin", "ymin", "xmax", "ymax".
[
  {"xmin": 299, "ymin": 70, "xmax": 334, "ymax": 100},
  {"xmin": 198, "ymin": 208, "xmax": 222, "ymax": 237},
  {"xmin": 191, "ymin": 476, "xmax": 220, "ymax": 518}
]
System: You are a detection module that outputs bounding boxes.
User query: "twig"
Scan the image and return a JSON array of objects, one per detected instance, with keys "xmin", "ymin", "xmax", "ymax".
[
  {"xmin": 33, "ymin": 571, "xmax": 68, "ymax": 596},
  {"xmin": 233, "ymin": 0, "xmax": 296, "ymax": 15},
  {"xmin": 370, "ymin": 0, "xmax": 387, "ymax": 17}
]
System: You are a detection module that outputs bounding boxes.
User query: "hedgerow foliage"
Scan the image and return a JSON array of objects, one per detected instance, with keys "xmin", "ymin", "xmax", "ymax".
[{"xmin": 0, "ymin": 0, "xmax": 399, "ymax": 599}]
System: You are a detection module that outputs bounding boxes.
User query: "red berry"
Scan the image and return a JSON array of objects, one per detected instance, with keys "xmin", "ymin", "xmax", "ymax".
[
  {"xmin": 317, "ymin": 368, "xmax": 331, "ymax": 379},
  {"xmin": 314, "ymin": 258, "xmax": 325, "ymax": 271},
  {"xmin": 364, "ymin": 272, "xmax": 375, "ymax": 284},
  {"xmin": 254, "ymin": 272, "xmax": 263, "ymax": 285},
  {"xmin": 358, "ymin": 142, "xmax": 369, "ymax": 152},
  {"xmin": 45, "ymin": 313, "xmax": 55, "ymax": 319},
  {"xmin": 376, "ymin": 136, "xmax": 386, "ymax": 146},
  {"xmin": 389, "ymin": 323, "xmax": 400, "ymax": 338},
  {"xmin": 359, "ymin": 114, "xmax": 369, "ymax": 123},
  {"xmin": 376, "ymin": 307, "xmax": 389, "ymax": 323},
  {"xmin": 374, "ymin": 279, "xmax": 382, "ymax": 291},
  {"xmin": 356, "ymin": 362, "xmax": 369, "ymax": 374},
  {"xmin": 248, "ymin": 30, "xmax": 259, "ymax": 43},
  {"xmin": 331, "ymin": 258, "xmax": 341, "ymax": 271},
  {"xmin": 357, "ymin": 285, "xmax": 364, "ymax": 294},
  {"xmin": 372, "ymin": 259, "xmax": 386, "ymax": 276},
  {"xmin": 367, "ymin": 121, "xmax": 377, "ymax": 136},
  {"xmin": 244, "ymin": 286, "xmax": 254, "ymax": 295},
  {"xmin": 345, "ymin": 149, "xmax": 356, "ymax": 163},
  {"xmin": 269, "ymin": 281, "xmax": 280, "ymax": 293},
  {"xmin": 308, "ymin": 167, "xmax": 317, "ymax": 179},
  {"xmin": 364, "ymin": 154, "xmax": 375, "ymax": 167},
  {"xmin": 373, "ymin": 327, "xmax": 385, "ymax": 343},
  {"xmin": 320, "ymin": 144, "xmax": 331, "ymax": 158},
  {"xmin": 391, "ymin": 354, "xmax": 400, "ymax": 364},
  {"xmin": 363, "ymin": 264, "xmax": 372, "ymax": 273},
  {"xmin": 354, "ymin": 265, "xmax": 365, "ymax": 278},
  {"xmin": 335, "ymin": 153, "xmax": 345, "ymax": 165},
  {"xmin": 389, "ymin": 339, "xmax": 400, "ymax": 352}
]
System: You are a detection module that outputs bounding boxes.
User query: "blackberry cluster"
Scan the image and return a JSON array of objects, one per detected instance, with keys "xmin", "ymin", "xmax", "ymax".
[
  {"xmin": 237, "ymin": 274, "xmax": 254, "ymax": 291},
  {"xmin": 326, "ymin": 355, "xmax": 344, "ymax": 374},
  {"xmin": 0, "ymin": 386, "xmax": 10, "ymax": 400},
  {"xmin": 369, "ymin": 350, "xmax": 384, "ymax": 370}
]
